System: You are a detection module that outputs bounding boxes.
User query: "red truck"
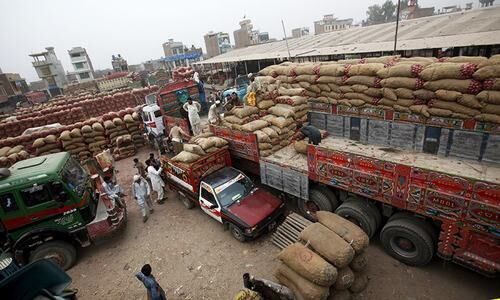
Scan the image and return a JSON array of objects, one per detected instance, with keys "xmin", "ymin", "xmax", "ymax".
[
  {"xmin": 210, "ymin": 105, "xmax": 500, "ymax": 276},
  {"xmin": 161, "ymin": 148, "xmax": 286, "ymax": 241}
]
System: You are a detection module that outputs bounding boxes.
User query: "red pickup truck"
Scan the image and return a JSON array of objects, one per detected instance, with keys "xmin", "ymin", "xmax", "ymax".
[{"xmin": 161, "ymin": 148, "xmax": 285, "ymax": 241}]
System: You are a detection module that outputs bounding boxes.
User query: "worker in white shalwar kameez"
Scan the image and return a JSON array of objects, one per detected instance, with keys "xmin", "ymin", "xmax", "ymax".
[
  {"xmin": 146, "ymin": 160, "xmax": 166, "ymax": 204},
  {"xmin": 132, "ymin": 175, "xmax": 153, "ymax": 223},
  {"xmin": 182, "ymin": 97, "xmax": 202, "ymax": 136}
]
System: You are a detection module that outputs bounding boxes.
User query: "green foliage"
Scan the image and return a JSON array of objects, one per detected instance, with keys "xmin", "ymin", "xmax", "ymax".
[{"xmin": 365, "ymin": 0, "xmax": 398, "ymax": 25}]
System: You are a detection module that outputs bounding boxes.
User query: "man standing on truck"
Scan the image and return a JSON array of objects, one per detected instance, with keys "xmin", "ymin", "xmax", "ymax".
[
  {"xmin": 169, "ymin": 122, "xmax": 189, "ymax": 154},
  {"xmin": 183, "ymin": 97, "xmax": 202, "ymax": 136},
  {"xmin": 146, "ymin": 160, "xmax": 166, "ymax": 204},
  {"xmin": 299, "ymin": 123, "xmax": 322, "ymax": 145},
  {"xmin": 208, "ymin": 100, "xmax": 222, "ymax": 125},
  {"xmin": 132, "ymin": 175, "xmax": 153, "ymax": 222}
]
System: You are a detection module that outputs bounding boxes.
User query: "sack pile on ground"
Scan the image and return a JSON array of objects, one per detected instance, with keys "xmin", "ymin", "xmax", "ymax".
[
  {"xmin": 113, "ymin": 134, "xmax": 136, "ymax": 160},
  {"xmin": 60, "ymin": 128, "xmax": 90, "ymax": 160},
  {"xmin": 275, "ymin": 211, "xmax": 369, "ymax": 300},
  {"xmin": 258, "ymin": 54, "xmax": 500, "ymax": 124},
  {"xmin": 32, "ymin": 135, "xmax": 61, "ymax": 156},
  {"xmin": 83, "ymin": 121, "xmax": 108, "ymax": 157},
  {"xmin": 0, "ymin": 145, "xmax": 29, "ymax": 168},
  {"xmin": 104, "ymin": 118, "xmax": 129, "ymax": 148},
  {"xmin": 171, "ymin": 133, "xmax": 229, "ymax": 164},
  {"xmin": 123, "ymin": 112, "xmax": 145, "ymax": 147}
]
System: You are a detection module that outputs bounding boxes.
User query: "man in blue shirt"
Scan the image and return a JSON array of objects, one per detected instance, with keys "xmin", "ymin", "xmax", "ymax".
[{"xmin": 135, "ymin": 264, "xmax": 166, "ymax": 300}]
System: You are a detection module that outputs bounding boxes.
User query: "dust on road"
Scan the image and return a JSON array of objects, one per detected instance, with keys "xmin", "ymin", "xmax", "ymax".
[{"xmin": 67, "ymin": 148, "xmax": 499, "ymax": 300}]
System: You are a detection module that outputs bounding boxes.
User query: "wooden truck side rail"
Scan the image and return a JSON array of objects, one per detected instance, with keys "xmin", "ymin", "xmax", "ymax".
[
  {"xmin": 210, "ymin": 125, "xmax": 260, "ymax": 163},
  {"xmin": 161, "ymin": 148, "xmax": 231, "ymax": 195},
  {"xmin": 307, "ymin": 143, "xmax": 500, "ymax": 274}
]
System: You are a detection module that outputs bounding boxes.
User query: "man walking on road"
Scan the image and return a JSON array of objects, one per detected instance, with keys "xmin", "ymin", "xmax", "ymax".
[
  {"xmin": 146, "ymin": 160, "xmax": 166, "ymax": 204},
  {"xmin": 132, "ymin": 175, "xmax": 153, "ymax": 223},
  {"xmin": 133, "ymin": 158, "xmax": 146, "ymax": 177}
]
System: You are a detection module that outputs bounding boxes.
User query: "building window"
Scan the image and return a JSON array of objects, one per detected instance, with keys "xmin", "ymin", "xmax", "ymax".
[
  {"xmin": 0, "ymin": 85, "xmax": 7, "ymax": 96},
  {"xmin": 0, "ymin": 193, "xmax": 18, "ymax": 213},
  {"xmin": 21, "ymin": 184, "xmax": 51, "ymax": 207},
  {"xmin": 71, "ymin": 53, "xmax": 82, "ymax": 58},
  {"xmin": 79, "ymin": 72, "xmax": 90, "ymax": 79},
  {"xmin": 74, "ymin": 62, "xmax": 85, "ymax": 69}
]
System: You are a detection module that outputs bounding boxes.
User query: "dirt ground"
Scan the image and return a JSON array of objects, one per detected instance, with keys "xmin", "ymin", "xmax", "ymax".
[{"xmin": 67, "ymin": 147, "xmax": 499, "ymax": 300}]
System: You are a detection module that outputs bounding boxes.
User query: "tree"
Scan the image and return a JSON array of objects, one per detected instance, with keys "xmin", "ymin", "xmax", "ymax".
[
  {"xmin": 479, "ymin": 0, "xmax": 495, "ymax": 7},
  {"xmin": 365, "ymin": 0, "xmax": 397, "ymax": 25}
]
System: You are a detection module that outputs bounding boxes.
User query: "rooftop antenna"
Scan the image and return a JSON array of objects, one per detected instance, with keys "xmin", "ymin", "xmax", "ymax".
[{"xmin": 281, "ymin": 20, "xmax": 292, "ymax": 61}]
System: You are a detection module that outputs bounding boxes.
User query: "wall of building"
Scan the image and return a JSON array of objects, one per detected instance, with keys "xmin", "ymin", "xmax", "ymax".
[{"xmin": 97, "ymin": 76, "xmax": 130, "ymax": 91}]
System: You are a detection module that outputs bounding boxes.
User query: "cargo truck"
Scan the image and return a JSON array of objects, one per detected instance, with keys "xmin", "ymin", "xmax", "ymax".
[
  {"xmin": 0, "ymin": 152, "xmax": 126, "ymax": 270},
  {"xmin": 161, "ymin": 148, "xmax": 285, "ymax": 241},
  {"xmin": 209, "ymin": 104, "xmax": 500, "ymax": 276}
]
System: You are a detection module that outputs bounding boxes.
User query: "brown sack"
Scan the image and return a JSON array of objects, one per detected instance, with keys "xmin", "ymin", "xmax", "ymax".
[
  {"xmin": 257, "ymin": 99, "xmax": 275, "ymax": 110},
  {"xmin": 232, "ymin": 106, "xmax": 259, "ymax": 119},
  {"xmin": 475, "ymin": 113, "xmax": 500, "ymax": 124},
  {"xmin": 183, "ymin": 144, "xmax": 206, "ymax": 156},
  {"xmin": 262, "ymin": 127, "xmax": 278, "ymax": 138},
  {"xmin": 344, "ymin": 93, "xmax": 374, "ymax": 103},
  {"xmin": 294, "ymin": 140, "xmax": 308, "ymax": 154},
  {"xmin": 381, "ymin": 77, "xmax": 424, "ymax": 90},
  {"xmin": 275, "ymin": 263, "xmax": 329, "ymax": 300},
  {"xmin": 345, "ymin": 76, "xmax": 380, "ymax": 87},
  {"xmin": 428, "ymin": 107, "xmax": 453, "ymax": 117},
  {"xmin": 476, "ymin": 90, "xmax": 500, "ymax": 104},
  {"xmin": 435, "ymin": 89, "xmax": 462, "ymax": 102},
  {"xmin": 349, "ymin": 252, "xmax": 368, "ymax": 272},
  {"xmin": 395, "ymin": 88, "xmax": 414, "ymax": 99},
  {"xmin": 377, "ymin": 63, "xmax": 424, "ymax": 78},
  {"xmin": 299, "ymin": 223, "xmax": 355, "ymax": 268},
  {"xmin": 473, "ymin": 65, "xmax": 500, "ymax": 80},
  {"xmin": 409, "ymin": 105, "xmax": 430, "ymax": 118},
  {"xmin": 269, "ymin": 106, "xmax": 295, "ymax": 118},
  {"xmin": 482, "ymin": 104, "xmax": 500, "ymax": 115},
  {"xmin": 316, "ymin": 211, "xmax": 369, "ymax": 255},
  {"xmin": 423, "ymin": 79, "xmax": 482, "ymax": 94},
  {"xmin": 241, "ymin": 120, "xmax": 269, "ymax": 132},
  {"xmin": 412, "ymin": 89, "xmax": 435, "ymax": 100},
  {"xmin": 444, "ymin": 56, "xmax": 488, "ymax": 64},
  {"xmin": 279, "ymin": 87, "xmax": 306, "ymax": 97},
  {"xmin": 420, "ymin": 62, "xmax": 477, "ymax": 81},
  {"xmin": 346, "ymin": 63, "xmax": 384, "ymax": 76},
  {"xmin": 483, "ymin": 78, "xmax": 500, "ymax": 91},
  {"xmin": 318, "ymin": 64, "xmax": 343, "ymax": 76},
  {"xmin": 316, "ymin": 76, "xmax": 344, "ymax": 85},
  {"xmin": 382, "ymin": 88, "xmax": 397, "ymax": 101},
  {"xmin": 458, "ymin": 94, "xmax": 483, "ymax": 109},
  {"xmin": 171, "ymin": 151, "xmax": 200, "ymax": 163},
  {"xmin": 364, "ymin": 88, "xmax": 383, "ymax": 98},
  {"xmin": 349, "ymin": 271, "xmax": 369, "ymax": 293},
  {"xmin": 334, "ymin": 267, "xmax": 355, "ymax": 291},
  {"xmin": 429, "ymin": 100, "xmax": 480, "ymax": 116},
  {"xmin": 278, "ymin": 243, "xmax": 337, "ymax": 286}
]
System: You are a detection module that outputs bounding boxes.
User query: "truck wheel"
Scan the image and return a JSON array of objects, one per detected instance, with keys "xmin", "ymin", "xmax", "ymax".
[
  {"xmin": 388, "ymin": 213, "xmax": 438, "ymax": 245},
  {"xmin": 300, "ymin": 188, "xmax": 334, "ymax": 221},
  {"xmin": 180, "ymin": 195, "xmax": 194, "ymax": 209},
  {"xmin": 380, "ymin": 217, "xmax": 435, "ymax": 266},
  {"xmin": 29, "ymin": 241, "xmax": 77, "ymax": 270},
  {"xmin": 230, "ymin": 224, "xmax": 247, "ymax": 242},
  {"xmin": 335, "ymin": 200, "xmax": 379, "ymax": 238},
  {"xmin": 317, "ymin": 186, "xmax": 339, "ymax": 211}
]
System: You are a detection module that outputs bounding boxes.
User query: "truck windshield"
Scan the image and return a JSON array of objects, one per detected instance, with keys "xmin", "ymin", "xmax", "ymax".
[
  {"xmin": 215, "ymin": 174, "xmax": 253, "ymax": 207},
  {"xmin": 62, "ymin": 158, "xmax": 87, "ymax": 196}
]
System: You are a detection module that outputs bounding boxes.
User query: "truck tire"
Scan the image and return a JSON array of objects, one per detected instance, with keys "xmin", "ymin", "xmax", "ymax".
[
  {"xmin": 317, "ymin": 186, "xmax": 339, "ymax": 211},
  {"xmin": 29, "ymin": 241, "xmax": 77, "ymax": 270},
  {"xmin": 230, "ymin": 224, "xmax": 247, "ymax": 242},
  {"xmin": 388, "ymin": 213, "xmax": 438, "ymax": 245},
  {"xmin": 345, "ymin": 195, "xmax": 382, "ymax": 229},
  {"xmin": 380, "ymin": 217, "xmax": 435, "ymax": 266},
  {"xmin": 300, "ymin": 188, "xmax": 334, "ymax": 221},
  {"xmin": 334, "ymin": 200, "xmax": 378, "ymax": 238},
  {"xmin": 180, "ymin": 195, "xmax": 195, "ymax": 209}
]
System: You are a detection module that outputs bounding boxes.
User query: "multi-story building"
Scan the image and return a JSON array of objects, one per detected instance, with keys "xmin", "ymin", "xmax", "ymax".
[
  {"xmin": 314, "ymin": 14, "xmax": 354, "ymax": 35},
  {"xmin": 68, "ymin": 47, "xmax": 95, "ymax": 83},
  {"xmin": 29, "ymin": 47, "xmax": 67, "ymax": 96},
  {"xmin": 162, "ymin": 39, "xmax": 203, "ymax": 71},
  {"xmin": 292, "ymin": 27, "xmax": 310, "ymax": 38},
  {"xmin": 204, "ymin": 31, "xmax": 232, "ymax": 58},
  {"xmin": 0, "ymin": 73, "xmax": 29, "ymax": 103},
  {"xmin": 234, "ymin": 19, "xmax": 254, "ymax": 48},
  {"xmin": 111, "ymin": 54, "xmax": 128, "ymax": 72}
]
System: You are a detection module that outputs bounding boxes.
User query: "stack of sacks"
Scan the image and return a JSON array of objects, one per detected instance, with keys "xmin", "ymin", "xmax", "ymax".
[
  {"xmin": 32, "ymin": 135, "xmax": 61, "ymax": 156},
  {"xmin": 0, "ymin": 146, "xmax": 29, "ymax": 168},
  {"xmin": 172, "ymin": 133, "xmax": 229, "ymax": 164},
  {"xmin": 60, "ymin": 128, "xmax": 90, "ymax": 160},
  {"xmin": 221, "ymin": 106, "xmax": 259, "ymax": 131},
  {"xmin": 105, "ymin": 118, "xmax": 129, "ymax": 147},
  {"xmin": 84, "ymin": 122, "xmax": 108, "ymax": 156},
  {"xmin": 113, "ymin": 134, "xmax": 136, "ymax": 160},
  {"xmin": 275, "ymin": 211, "xmax": 369, "ymax": 300},
  {"xmin": 240, "ymin": 119, "xmax": 271, "ymax": 156},
  {"xmin": 275, "ymin": 95, "xmax": 309, "ymax": 123},
  {"xmin": 124, "ymin": 113, "xmax": 145, "ymax": 147},
  {"xmin": 255, "ymin": 76, "xmax": 280, "ymax": 113},
  {"xmin": 474, "ymin": 55, "xmax": 500, "ymax": 123},
  {"xmin": 262, "ymin": 105, "xmax": 298, "ymax": 151}
]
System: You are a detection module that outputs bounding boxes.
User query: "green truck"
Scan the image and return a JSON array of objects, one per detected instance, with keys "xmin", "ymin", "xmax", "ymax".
[{"xmin": 0, "ymin": 152, "xmax": 126, "ymax": 270}]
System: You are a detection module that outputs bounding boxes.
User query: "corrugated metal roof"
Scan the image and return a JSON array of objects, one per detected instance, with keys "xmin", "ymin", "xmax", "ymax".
[{"xmin": 197, "ymin": 6, "xmax": 500, "ymax": 65}]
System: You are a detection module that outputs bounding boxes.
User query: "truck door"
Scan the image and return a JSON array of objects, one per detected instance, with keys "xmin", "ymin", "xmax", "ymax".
[{"xmin": 199, "ymin": 183, "xmax": 222, "ymax": 223}]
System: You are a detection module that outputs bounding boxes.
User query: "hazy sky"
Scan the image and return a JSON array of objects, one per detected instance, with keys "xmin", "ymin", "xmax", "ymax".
[{"xmin": 1, "ymin": 0, "xmax": 474, "ymax": 82}]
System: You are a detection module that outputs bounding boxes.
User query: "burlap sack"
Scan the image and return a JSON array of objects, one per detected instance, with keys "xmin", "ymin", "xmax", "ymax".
[
  {"xmin": 278, "ymin": 243, "xmax": 337, "ymax": 287},
  {"xmin": 7, "ymin": 145, "xmax": 23, "ymax": 156},
  {"xmin": 423, "ymin": 79, "xmax": 482, "ymax": 94},
  {"xmin": 318, "ymin": 64, "xmax": 343, "ymax": 76},
  {"xmin": 59, "ymin": 130, "xmax": 72, "ymax": 141},
  {"xmin": 257, "ymin": 99, "xmax": 275, "ymax": 110},
  {"xmin": 346, "ymin": 63, "xmax": 384, "ymax": 76},
  {"xmin": 295, "ymin": 75, "xmax": 317, "ymax": 84},
  {"xmin": 294, "ymin": 64, "xmax": 318, "ymax": 75},
  {"xmin": 17, "ymin": 150, "xmax": 29, "ymax": 160},
  {"xmin": 0, "ymin": 147, "xmax": 11, "ymax": 157},
  {"xmin": 183, "ymin": 144, "xmax": 206, "ymax": 156},
  {"xmin": 428, "ymin": 107, "xmax": 453, "ymax": 117},
  {"xmin": 473, "ymin": 65, "xmax": 500, "ymax": 80},
  {"xmin": 269, "ymin": 117, "xmax": 294, "ymax": 129},
  {"xmin": 458, "ymin": 94, "xmax": 483, "ymax": 109},
  {"xmin": 258, "ymin": 142, "xmax": 272, "ymax": 150},
  {"xmin": 382, "ymin": 88, "xmax": 397, "ymax": 101},
  {"xmin": 259, "ymin": 150, "xmax": 273, "ymax": 157},
  {"xmin": 275, "ymin": 263, "xmax": 329, "ymax": 300},
  {"xmin": 300, "ymin": 223, "xmax": 355, "ymax": 268},
  {"xmin": 276, "ymin": 96, "xmax": 308, "ymax": 106},
  {"xmin": 279, "ymin": 87, "xmax": 306, "ymax": 97},
  {"xmin": 269, "ymin": 106, "xmax": 295, "ymax": 118},
  {"xmin": 196, "ymin": 138, "xmax": 216, "ymax": 150},
  {"xmin": 430, "ymin": 100, "xmax": 480, "ymax": 116},
  {"xmin": 475, "ymin": 113, "xmax": 500, "ymax": 124},
  {"xmin": 305, "ymin": 85, "xmax": 321, "ymax": 94},
  {"xmin": 315, "ymin": 76, "xmax": 343, "ymax": 86},
  {"xmin": 124, "ymin": 114, "xmax": 134, "ymax": 123},
  {"xmin": 395, "ymin": 98, "xmax": 415, "ymax": 107},
  {"xmin": 318, "ymin": 83, "xmax": 331, "ymax": 92},
  {"xmin": 262, "ymin": 127, "xmax": 278, "ymax": 138},
  {"xmin": 171, "ymin": 151, "xmax": 200, "ymax": 163},
  {"xmin": 328, "ymin": 290, "xmax": 352, "ymax": 300},
  {"xmin": 104, "ymin": 120, "xmax": 115, "ymax": 129},
  {"xmin": 482, "ymin": 104, "xmax": 500, "ymax": 115},
  {"xmin": 207, "ymin": 136, "xmax": 228, "ymax": 147},
  {"xmin": 381, "ymin": 77, "xmax": 424, "ymax": 90},
  {"xmin": 377, "ymin": 63, "xmax": 424, "ymax": 78},
  {"xmin": 363, "ymin": 88, "xmax": 383, "ymax": 98},
  {"xmin": 241, "ymin": 120, "xmax": 269, "ymax": 132},
  {"xmin": 36, "ymin": 144, "xmax": 60, "ymax": 155},
  {"xmin": 254, "ymin": 130, "xmax": 271, "ymax": 143},
  {"xmin": 276, "ymin": 103, "xmax": 309, "ymax": 113},
  {"xmin": 349, "ymin": 271, "xmax": 369, "ymax": 293},
  {"xmin": 33, "ymin": 138, "xmax": 45, "ymax": 148},
  {"xmin": 232, "ymin": 106, "xmax": 259, "ymax": 119},
  {"xmin": 294, "ymin": 140, "xmax": 308, "ymax": 154},
  {"xmin": 345, "ymin": 76, "xmax": 380, "ymax": 87},
  {"xmin": 316, "ymin": 211, "xmax": 369, "ymax": 254},
  {"xmin": 92, "ymin": 122, "xmax": 105, "ymax": 132},
  {"xmin": 7, "ymin": 153, "xmax": 18, "ymax": 163},
  {"xmin": 338, "ymin": 86, "xmax": 353, "ymax": 93},
  {"xmin": 409, "ymin": 105, "xmax": 430, "ymax": 117},
  {"xmin": 69, "ymin": 129, "xmax": 82, "ymax": 138},
  {"xmin": 205, "ymin": 147, "xmax": 219, "ymax": 153},
  {"xmin": 270, "ymin": 125, "xmax": 289, "ymax": 135},
  {"xmin": 393, "ymin": 104, "xmax": 411, "ymax": 113},
  {"xmin": 334, "ymin": 267, "xmax": 355, "ymax": 291},
  {"xmin": 81, "ymin": 125, "xmax": 93, "ymax": 134},
  {"xmin": 413, "ymin": 89, "xmax": 435, "ymax": 100},
  {"xmin": 44, "ymin": 135, "xmax": 57, "ymax": 144},
  {"xmin": 224, "ymin": 115, "xmax": 248, "ymax": 125},
  {"xmin": 349, "ymin": 252, "xmax": 368, "ymax": 272},
  {"xmin": 420, "ymin": 63, "xmax": 477, "ymax": 81},
  {"xmin": 444, "ymin": 56, "xmax": 487, "ymax": 64},
  {"xmin": 476, "ymin": 90, "xmax": 500, "ymax": 104},
  {"xmin": 435, "ymin": 90, "xmax": 461, "ymax": 102},
  {"xmin": 395, "ymin": 88, "xmax": 414, "ymax": 99}
]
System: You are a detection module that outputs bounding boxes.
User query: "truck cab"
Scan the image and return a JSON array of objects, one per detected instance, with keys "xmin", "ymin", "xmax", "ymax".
[
  {"xmin": 142, "ymin": 95, "xmax": 165, "ymax": 146},
  {"xmin": 0, "ymin": 152, "xmax": 126, "ymax": 270},
  {"xmin": 222, "ymin": 75, "xmax": 249, "ymax": 101}
]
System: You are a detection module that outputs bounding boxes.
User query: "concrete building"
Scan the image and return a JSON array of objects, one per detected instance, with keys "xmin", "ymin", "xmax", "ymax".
[
  {"xmin": 29, "ymin": 80, "xmax": 47, "ymax": 92},
  {"xmin": 162, "ymin": 39, "xmax": 203, "ymax": 70},
  {"xmin": 68, "ymin": 47, "xmax": 95, "ymax": 83},
  {"xmin": 0, "ymin": 73, "xmax": 29, "ymax": 103},
  {"xmin": 111, "ymin": 54, "xmax": 128, "ymax": 72},
  {"xmin": 204, "ymin": 31, "xmax": 232, "ymax": 58},
  {"xmin": 97, "ymin": 72, "xmax": 130, "ymax": 91},
  {"xmin": 292, "ymin": 27, "xmax": 310, "ymax": 38},
  {"xmin": 234, "ymin": 19, "xmax": 254, "ymax": 48},
  {"xmin": 29, "ymin": 47, "xmax": 67, "ymax": 96},
  {"xmin": 314, "ymin": 14, "xmax": 354, "ymax": 35},
  {"xmin": 163, "ymin": 39, "xmax": 184, "ymax": 57}
]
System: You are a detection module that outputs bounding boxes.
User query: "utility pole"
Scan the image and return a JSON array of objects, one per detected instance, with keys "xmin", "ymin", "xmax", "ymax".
[
  {"xmin": 394, "ymin": 0, "xmax": 401, "ymax": 55},
  {"xmin": 281, "ymin": 20, "xmax": 292, "ymax": 61}
]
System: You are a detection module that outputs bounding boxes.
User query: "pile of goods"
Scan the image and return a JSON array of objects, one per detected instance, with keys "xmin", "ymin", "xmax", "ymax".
[
  {"xmin": 258, "ymin": 54, "xmax": 500, "ymax": 124},
  {"xmin": 221, "ymin": 106, "xmax": 260, "ymax": 131},
  {"xmin": 171, "ymin": 132, "xmax": 229, "ymax": 164},
  {"xmin": 113, "ymin": 134, "xmax": 136, "ymax": 160},
  {"xmin": 104, "ymin": 118, "xmax": 130, "ymax": 148},
  {"xmin": 60, "ymin": 128, "xmax": 90, "ymax": 161},
  {"xmin": 124, "ymin": 113, "xmax": 145, "ymax": 147},
  {"xmin": 32, "ymin": 135, "xmax": 61, "ymax": 156},
  {"xmin": 0, "ymin": 146, "xmax": 29, "ymax": 168},
  {"xmin": 273, "ymin": 212, "xmax": 369, "ymax": 300},
  {"xmin": 172, "ymin": 66, "xmax": 195, "ymax": 81},
  {"xmin": 82, "ymin": 122, "xmax": 108, "ymax": 157}
]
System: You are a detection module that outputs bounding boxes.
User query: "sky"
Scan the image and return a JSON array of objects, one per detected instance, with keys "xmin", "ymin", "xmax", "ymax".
[{"xmin": 0, "ymin": 0, "xmax": 475, "ymax": 82}]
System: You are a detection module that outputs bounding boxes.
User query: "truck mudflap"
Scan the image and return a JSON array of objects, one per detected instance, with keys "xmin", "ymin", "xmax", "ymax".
[{"xmin": 86, "ymin": 195, "xmax": 126, "ymax": 242}]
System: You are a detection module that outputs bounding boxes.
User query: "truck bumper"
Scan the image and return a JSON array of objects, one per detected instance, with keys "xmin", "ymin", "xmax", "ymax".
[
  {"xmin": 245, "ymin": 204, "xmax": 287, "ymax": 239},
  {"xmin": 86, "ymin": 198, "xmax": 127, "ymax": 243}
]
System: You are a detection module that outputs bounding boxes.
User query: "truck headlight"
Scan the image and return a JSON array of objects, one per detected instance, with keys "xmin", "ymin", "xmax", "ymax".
[{"xmin": 245, "ymin": 226, "xmax": 257, "ymax": 234}]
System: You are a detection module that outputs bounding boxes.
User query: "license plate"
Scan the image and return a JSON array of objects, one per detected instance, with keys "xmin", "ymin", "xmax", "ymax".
[{"xmin": 268, "ymin": 221, "xmax": 277, "ymax": 231}]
